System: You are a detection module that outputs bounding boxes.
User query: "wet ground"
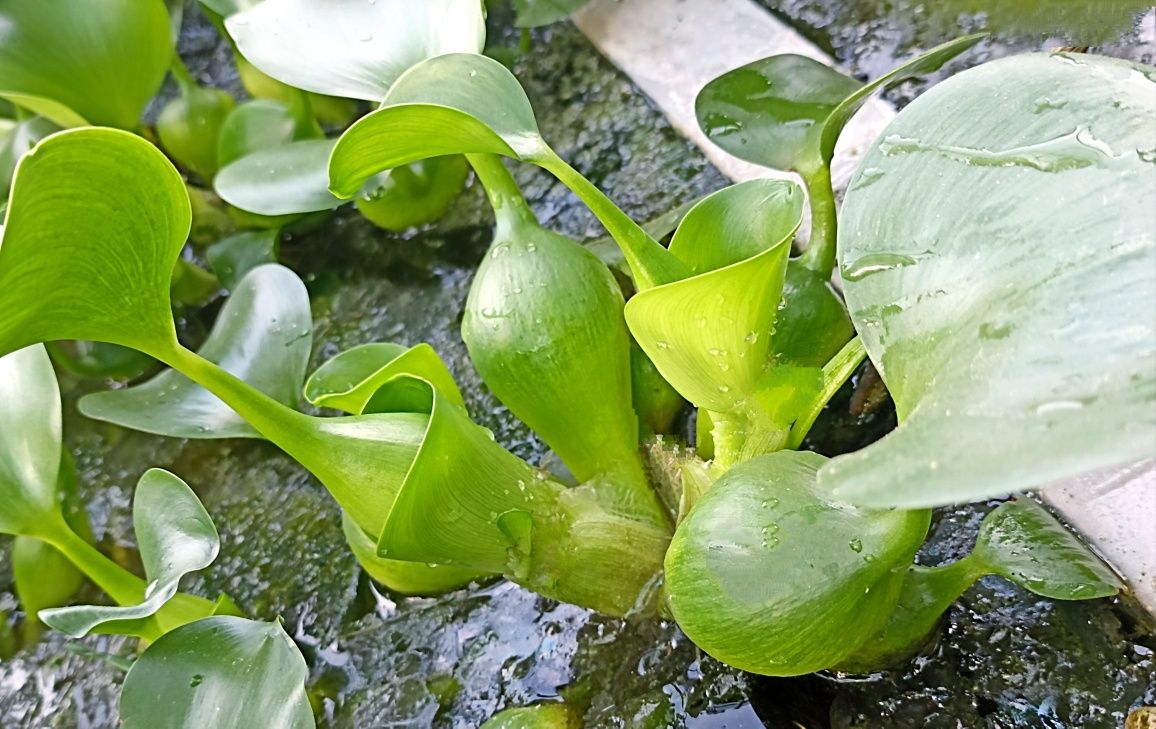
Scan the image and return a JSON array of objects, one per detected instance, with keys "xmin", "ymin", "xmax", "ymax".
[{"xmin": 1, "ymin": 3, "xmax": 1153, "ymax": 727}]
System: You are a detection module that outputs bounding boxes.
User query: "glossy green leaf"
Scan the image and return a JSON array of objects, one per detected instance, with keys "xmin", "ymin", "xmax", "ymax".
[
  {"xmin": 341, "ymin": 512, "xmax": 481, "ymax": 595},
  {"xmin": 46, "ymin": 341, "xmax": 156, "ymax": 380},
  {"xmin": 157, "ymin": 85, "xmax": 236, "ymax": 182},
  {"xmin": 0, "ymin": 345, "xmax": 63, "ymax": 535},
  {"xmin": 774, "ymin": 263, "xmax": 854, "ymax": 367},
  {"xmin": 696, "ymin": 35, "xmax": 983, "ymax": 174},
  {"xmin": 205, "ymin": 229, "xmax": 281, "ymax": 290},
  {"xmin": 215, "ymin": 139, "xmax": 346, "ymax": 216},
  {"xmin": 119, "ymin": 616, "xmax": 315, "ymax": 729},
  {"xmin": 216, "ymin": 99, "xmax": 318, "ymax": 169},
  {"xmin": 0, "ymin": 128, "xmax": 189, "ymax": 359},
  {"xmin": 480, "ymin": 702, "xmax": 583, "ymax": 728},
  {"xmin": 40, "ymin": 469, "xmax": 219, "ymax": 638},
  {"xmin": 170, "ymin": 258, "xmax": 220, "ymax": 307},
  {"xmin": 0, "ymin": 117, "xmax": 57, "ymax": 203},
  {"xmin": 821, "ymin": 53, "xmax": 1156, "ymax": 508},
  {"xmin": 624, "ymin": 179, "xmax": 801, "ymax": 411},
  {"xmin": 305, "ymin": 342, "xmax": 464, "ymax": 415},
  {"xmin": 512, "ymin": 0, "xmax": 592, "ymax": 28},
  {"xmin": 0, "ymin": 0, "xmax": 174, "ymax": 129},
  {"xmin": 79, "ymin": 264, "xmax": 311, "ymax": 440},
  {"xmin": 664, "ymin": 450, "xmax": 929, "ymax": 675},
  {"xmin": 355, "ymin": 156, "xmax": 469, "ymax": 232},
  {"xmin": 973, "ymin": 499, "xmax": 1122, "ymax": 600},
  {"xmin": 233, "ymin": 54, "xmax": 359, "ymax": 128},
  {"xmin": 197, "ymin": 0, "xmax": 260, "ymax": 18},
  {"xmin": 226, "ymin": 0, "xmax": 486, "ymax": 101}
]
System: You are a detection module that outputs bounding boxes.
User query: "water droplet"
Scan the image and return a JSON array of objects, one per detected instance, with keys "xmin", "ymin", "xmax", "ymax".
[
  {"xmin": 717, "ymin": 385, "xmax": 730, "ymax": 394},
  {"xmin": 357, "ymin": 31, "xmax": 374, "ymax": 42},
  {"xmin": 843, "ymin": 253, "xmax": 919, "ymax": 282},
  {"xmin": 979, "ymin": 321, "xmax": 1013, "ymax": 340},
  {"xmin": 744, "ymin": 331, "xmax": 759, "ymax": 344},
  {"xmin": 190, "ymin": 674, "xmax": 203, "ymax": 687},
  {"xmin": 469, "ymin": 69, "xmax": 478, "ymax": 78},
  {"xmin": 656, "ymin": 340, "xmax": 670, "ymax": 349},
  {"xmin": 1036, "ymin": 399, "xmax": 1086, "ymax": 415},
  {"xmin": 849, "ymin": 538, "xmax": 863, "ymax": 553}
]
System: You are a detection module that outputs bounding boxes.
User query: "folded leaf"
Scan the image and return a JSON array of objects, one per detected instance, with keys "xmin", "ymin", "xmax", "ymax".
[
  {"xmin": 226, "ymin": 0, "xmax": 486, "ymax": 101},
  {"xmin": 305, "ymin": 342, "xmax": 464, "ymax": 415},
  {"xmin": 79, "ymin": 264, "xmax": 311, "ymax": 440},
  {"xmin": 821, "ymin": 53, "xmax": 1156, "ymax": 508},
  {"xmin": 341, "ymin": 512, "xmax": 481, "ymax": 595},
  {"xmin": 40, "ymin": 469, "xmax": 219, "ymax": 638},
  {"xmin": 664, "ymin": 451, "xmax": 929, "ymax": 675},
  {"xmin": 0, "ymin": 0, "xmax": 173, "ymax": 129},
  {"xmin": 0, "ymin": 345, "xmax": 63, "ymax": 535},
  {"xmin": 0, "ymin": 129, "xmax": 189, "ymax": 359},
  {"xmin": 119, "ymin": 616, "xmax": 315, "ymax": 729}
]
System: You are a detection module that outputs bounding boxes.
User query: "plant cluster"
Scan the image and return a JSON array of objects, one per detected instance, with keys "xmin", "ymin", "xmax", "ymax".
[{"xmin": 0, "ymin": 0, "xmax": 1152, "ymax": 726}]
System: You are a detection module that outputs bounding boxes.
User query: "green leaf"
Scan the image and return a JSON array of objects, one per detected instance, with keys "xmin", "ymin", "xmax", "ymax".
[
  {"xmin": 0, "ymin": 345, "xmax": 62, "ymax": 536},
  {"xmin": 696, "ymin": 35, "xmax": 983, "ymax": 174},
  {"xmin": 216, "ymin": 99, "xmax": 318, "ymax": 169},
  {"xmin": 340, "ymin": 512, "xmax": 481, "ymax": 595},
  {"xmin": 215, "ymin": 139, "xmax": 347, "ymax": 216},
  {"xmin": 664, "ymin": 450, "xmax": 929, "ymax": 675},
  {"xmin": 205, "ymin": 229, "xmax": 281, "ymax": 291},
  {"xmin": 355, "ymin": 156, "xmax": 469, "ymax": 232},
  {"xmin": 820, "ymin": 53, "xmax": 1156, "ymax": 508},
  {"xmin": 480, "ymin": 702, "xmax": 583, "ymax": 728},
  {"xmin": 0, "ymin": 117, "xmax": 57, "ymax": 203},
  {"xmin": 304, "ymin": 342, "xmax": 464, "ymax": 415},
  {"xmin": 512, "ymin": 0, "xmax": 591, "ymax": 28},
  {"xmin": 196, "ymin": 0, "xmax": 260, "ymax": 18},
  {"xmin": 233, "ymin": 54, "xmax": 359, "ymax": 128},
  {"xmin": 624, "ymin": 179, "xmax": 801, "ymax": 411},
  {"xmin": 79, "ymin": 264, "xmax": 311, "ymax": 440},
  {"xmin": 40, "ymin": 469, "xmax": 219, "ymax": 638},
  {"xmin": 46, "ymin": 341, "xmax": 156, "ymax": 380},
  {"xmin": 973, "ymin": 499, "xmax": 1122, "ymax": 600},
  {"xmin": 0, "ymin": 0, "xmax": 174, "ymax": 129},
  {"xmin": 774, "ymin": 263, "xmax": 854, "ymax": 367},
  {"xmin": 157, "ymin": 86, "xmax": 236, "ymax": 182},
  {"xmin": 119, "ymin": 616, "xmax": 315, "ymax": 729},
  {"xmin": 226, "ymin": 0, "xmax": 486, "ymax": 101},
  {"xmin": 0, "ymin": 128, "xmax": 189, "ymax": 359}
]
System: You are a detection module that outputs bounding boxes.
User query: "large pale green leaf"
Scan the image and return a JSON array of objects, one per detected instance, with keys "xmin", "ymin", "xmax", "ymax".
[
  {"xmin": 0, "ymin": 117, "xmax": 57, "ymax": 203},
  {"xmin": 215, "ymin": 139, "xmax": 346, "ymax": 216},
  {"xmin": 119, "ymin": 616, "xmax": 315, "ymax": 729},
  {"xmin": 226, "ymin": 0, "xmax": 486, "ymax": 101},
  {"xmin": 0, "ymin": 345, "xmax": 62, "ymax": 535},
  {"xmin": 664, "ymin": 451, "xmax": 929, "ymax": 675},
  {"xmin": 79, "ymin": 265, "xmax": 312, "ymax": 440},
  {"xmin": 695, "ymin": 35, "xmax": 983, "ymax": 175},
  {"xmin": 821, "ymin": 53, "xmax": 1156, "ymax": 508},
  {"xmin": 624, "ymin": 180, "xmax": 801, "ymax": 411},
  {"xmin": 0, "ymin": 129, "xmax": 190, "ymax": 359},
  {"xmin": 40, "ymin": 469, "xmax": 219, "ymax": 638},
  {"xmin": 0, "ymin": 0, "xmax": 174, "ymax": 129}
]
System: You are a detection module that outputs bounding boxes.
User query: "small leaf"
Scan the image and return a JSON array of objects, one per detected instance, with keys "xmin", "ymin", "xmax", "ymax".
[
  {"xmin": 40, "ymin": 469, "xmax": 219, "ymax": 638},
  {"xmin": 226, "ymin": 0, "xmax": 486, "ymax": 101},
  {"xmin": 664, "ymin": 451, "xmax": 929, "ymax": 675},
  {"xmin": 624, "ymin": 180, "xmax": 801, "ymax": 411},
  {"xmin": 119, "ymin": 616, "xmax": 315, "ymax": 729},
  {"xmin": 973, "ymin": 499, "xmax": 1122, "ymax": 600},
  {"xmin": 341, "ymin": 512, "xmax": 481, "ymax": 596},
  {"xmin": 0, "ymin": 345, "xmax": 63, "ymax": 536},
  {"xmin": 355, "ymin": 156, "xmax": 469, "ymax": 232},
  {"xmin": 304, "ymin": 342, "xmax": 464, "ymax": 415},
  {"xmin": 821, "ymin": 53, "xmax": 1156, "ymax": 507},
  {"xmin": 0, "ymin": 0, "xmax": 174, "ymax": 129},
  {"xmin": 217, "ymin": 99, "xmax": 316, "ymax": 169},
  {"xmin": 0, "ymin": 128, "xmax": 189, "ymax": 359},
  {"xmin": 157, "ymin": 86, "xmax": 236, "ymax": 182},
  {"xmin": 79, "ymin": 265, "xmax": 312, "ymax": 440},
  {"xmin": 480, "ymin": 702, "xmax": 583, "ymax": 728},
  {"xmin": 205, "ymin": 229, "xmax": 281, "ymax": 290},
  {"xmin": 696, "ymin": 35, "xmax": 983, "ymax": 174},
  {"xmin": 215, "ymin": 139, "xmax": 347, "ymax": 216}
]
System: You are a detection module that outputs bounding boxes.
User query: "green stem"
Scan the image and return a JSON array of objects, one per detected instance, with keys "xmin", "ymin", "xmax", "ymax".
[
  {"xmin": 466, "ymin": 153, "xmax": 539, "ymax": 231},
  {"xmin": 799, "ymin": 164, "xmax": 838, "ymax": 277},
  {"xmin": 786, "ymin": 336, "xmax": 867, "ymax": 449},
  {"xmin": 169, "ymin": 53, "xmax": 197, "ymax": 94},
  {"xmin": 40, "ymin": 522, "xmax": 143, "ymax": 607},
  {"xmin": 535, "ymin": 151, "xmax": 689, "ymax": 290}
]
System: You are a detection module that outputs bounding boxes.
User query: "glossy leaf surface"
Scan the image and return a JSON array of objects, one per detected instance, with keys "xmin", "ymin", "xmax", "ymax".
[
  {"xmin": 0, "ymin": 345, "xmax": 62, "ymax": 535},
  {"xmin": 822, "ymin": 53, "xmax": 1156, "ymax": 507},
  {"xmin": 0, "ymin": 129, "xmax": 189, "ymax": 359},
  {"xmin": 216, "ymin": 139, "xmax": 347, "ymax": 216},
  {"xmin": 158, "ymin": 86, "xmax": 236, "ymax": 182},
  {"xmin": 217, "ymin": 99, "xmax": 316, "ymax": 169},
  {"xmin": 40, "ymin": 469, "xmax": 219, "ymax": 638},
  {"xmin": 46, "ymin": 341, "xmax": 156, "ymax": 380},
  {"xmin": 665, "ymin": 451, "xmax": 928, "ymax": 675},
  {"xmin": 696, "ymin": 35, "xmax": 983, "ymax": 174},
  {"xmin": 305, "ymin": 342, "xmax": 463, "ymax": 415},
  {"xmin": 119, "ymin": 616, "xmax": 314, "ymax": 729},
  {"xmin": 79, "ymin": 265, "xmax": 312, "ymax": 440},
  {"xmin": 356, "ymin": 156, "xmax": 469, "ymax": 232},
  {"xmin": 0, "ymin": 0, "xmax": 174, "ymax": 129},
  {"xmin": 226, "ymin": 0, "xmax": 486, "ymax": 101},
  {"xmin": 341, "ymin": 512, "xmax": 480, "ymax": 595},
  {"xmin": 205, "ymin": 229, "xmax": 280, "ymax": 290}
]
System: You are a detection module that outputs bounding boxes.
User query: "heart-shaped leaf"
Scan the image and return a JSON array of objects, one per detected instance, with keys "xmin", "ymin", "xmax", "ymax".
[
  {"xmin": 40, "ymin": 469, "xmax": 219, "ymax": 638},
  {"xmin": 119, "ymin": 616, "xmax": 315, "ymax": 729},
  {"xmin": 215, "ymin": 139, "xmax": 347, "ymax": 216},
  {"xmin": 625, "ymin": 180, "xmax": 801, "ymax": 411},
  {"xmin": 0, "ymin": 117, "xmax": 57, "ymax": 203},
  {"xmin": 664, "ymin": 450, "xmax": 929, "ymax": 675},
  {"xmin": 820, "ymin": 53, "xmax": 1156, "ymax": 508},
  {"xmin": 79, "ymin": 264, "xmax": 312, "ymax": 440},
  {"xmin": 0, "ymin": 345, "xmax": 63, "ymax": 536},
  {"xmin": 0, "ymin": 128, "xmax": 189, "ymax": 359},
  {"xmin": 226, "ymin": 0, "xmax": 486, "ymax": 101},
  {"xmin": 0, "ymin": 0, "xmax": 174, "ymax": 129},
  {"xmin": 696, "ymin": 35, "xmax": 984, "ymax": 175}
]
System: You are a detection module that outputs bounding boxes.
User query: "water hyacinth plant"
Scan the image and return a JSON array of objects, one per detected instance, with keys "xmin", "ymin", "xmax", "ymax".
[{"xmin": 0, "ymin": 0, "xmax": 1153, "ymax": 724}]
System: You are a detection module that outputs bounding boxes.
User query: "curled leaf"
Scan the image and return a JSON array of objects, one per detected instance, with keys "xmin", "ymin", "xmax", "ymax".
[
  {"xmin": 341, "ymin": 512, "xmax": 481, "ymax": 595},
  {"xmin": 305, "ymin": 342, "xmax": 464, "ymax": 415}
]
